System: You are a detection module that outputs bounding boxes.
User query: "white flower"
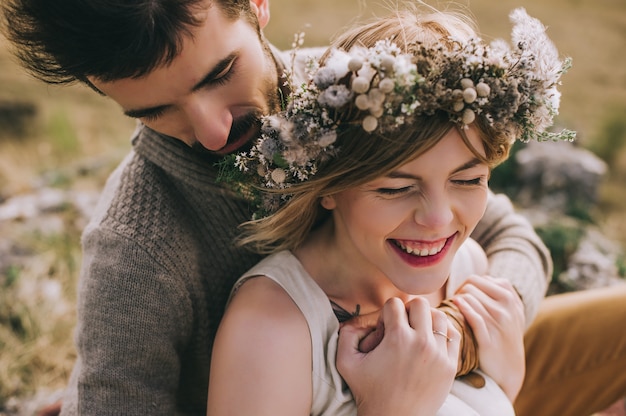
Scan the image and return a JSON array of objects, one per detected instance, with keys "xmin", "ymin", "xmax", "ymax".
[
  {"xmin": 313, "ymin": 67, "xmax": 337, "ymax": 89},
  {"xmin": 348, "ymin": 57, "xmax": 364, "ymax": 72},
  {"xmin": 278, "ymin": 120, "xmax": 295, "ymax": 143},
  {"xmin": 356, "ymin": 64, "xmax": 376, "ymax": 83},
  {"xmin": 317, "ymin": 85, "xmax": 352, "ymax": 108},
  {"xmin": 352, "ymin": 76, "xmax": 370, "ymax": 94},
  {"xmin": 379, "ymin": 78, "xmax": 395, "ymax": 93},
  {"xmin": 368, "ymin": 88, "xmax": 386, "ymax": 106},
  {"xmin": 285, "ymin": 145, "xmax": 311, "ymax": 165},
  {"xmin": 462, "ymin": 109, "xmax": 476, "ymax": 124},
  {"xmin": 370, "ymin": 106, "xmax": 384, "ymax": 118},
  {"xmin": 271, "ymin": 168, "xmax": 287, "ymax": 184},
  {"xmin": 510, "ymin": 8, "xmax": 561, "ymax": 82},
  {"xmin": 323, "ymin": 49, "xmax": 353, "ymax": 80},
  {"xmin": 547, "ymin": 87, "xmax": 561, "ymax": 113},
  {"xmin": 362, "ymin": 115, "xmax": 378, "ymax": 132},
  {"xmin": 380, "ymin": 54, "xmax": 395, "ymax": 71},
  {"xmin": 476, "ymin": 82, "xmax": 491, "ymax": 97},
  {"xmin": 401, "ymin": 101, "xmax": 420, "ymax": 115},
  {"xmin": 259, "ymin": 137, "xmax": 279, "ymax": 159},
  {"xmin": 487, "ymin": 39, "xmax": 510, "ymax": 67},
  {"xmin": 317, "ymin": 131, "xmax": 337, "ymax": 147},
  {"xmin": 355, "ymin": 94, "xmax": 370, "ymax": 110},
  {"xmin": 461, "ymin": 78, "xmax": 474, "ymax": 89},
  {"xmin": 393, "ymin": 55, "xmax": 416, "ymax": 84},
  {"xmin": 463, "ymin": 88, "xmax": 477, "ymax": 103}
]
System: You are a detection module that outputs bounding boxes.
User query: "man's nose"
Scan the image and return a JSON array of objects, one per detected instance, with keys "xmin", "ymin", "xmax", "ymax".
[{"xmin": 185, "ymin": 98, "xmax": 232, "ymax": 151}]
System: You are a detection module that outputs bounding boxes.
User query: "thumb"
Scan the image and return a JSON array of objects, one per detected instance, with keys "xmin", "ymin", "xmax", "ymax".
[
  {"xmin": 341, "ymin": 309, "xmax": 384, "ymax": 353},
  {"xmin": 337, "ymin": 322, "xmax": 372, "ymax": 370},
  {"xmin": 358, "ymin": 317, "xmax": 384, "ymax": 353}
]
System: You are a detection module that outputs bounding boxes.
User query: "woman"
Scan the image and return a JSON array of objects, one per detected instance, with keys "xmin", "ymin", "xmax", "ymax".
[{"xmin": 208, "ymin": 6, "xmax": 572, "ymax": 415}]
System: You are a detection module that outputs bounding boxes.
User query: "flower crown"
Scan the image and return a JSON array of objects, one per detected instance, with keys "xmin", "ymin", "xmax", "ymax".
[{"xmin": 220, "ymin": 8, "xmax": 575, "ymax": 216}]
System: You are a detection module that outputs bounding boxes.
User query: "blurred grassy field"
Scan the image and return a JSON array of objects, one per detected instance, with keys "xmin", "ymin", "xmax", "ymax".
[{"xmin": 0, "ymin": 0, "xmax": 625, "ymax": 406}]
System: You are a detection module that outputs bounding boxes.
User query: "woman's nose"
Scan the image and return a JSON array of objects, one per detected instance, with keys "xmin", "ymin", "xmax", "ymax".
[{"xmin": 413, "ymin": 193, "xmax": 454, "ymax": 230}]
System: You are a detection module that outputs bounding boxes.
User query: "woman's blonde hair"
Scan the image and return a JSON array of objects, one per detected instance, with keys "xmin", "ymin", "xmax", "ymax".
[{"xmin": 239, "ymin": 9, "xmax": 513, "ymax": 254}]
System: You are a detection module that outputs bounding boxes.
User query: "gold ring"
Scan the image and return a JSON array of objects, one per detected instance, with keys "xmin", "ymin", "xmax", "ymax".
[{"xmin": 433, "ymin": 330, "xmax": 452, "ymax": 342}]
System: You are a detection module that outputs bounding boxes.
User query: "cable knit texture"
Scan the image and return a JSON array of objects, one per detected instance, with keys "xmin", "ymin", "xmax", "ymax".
[
  {"xmin": 60, "ymin": 129, "xmax": 263, "ymax": 415},
  {"xmin": 59, "ymin": 47, "xmax": 551, "ymax": 415}
]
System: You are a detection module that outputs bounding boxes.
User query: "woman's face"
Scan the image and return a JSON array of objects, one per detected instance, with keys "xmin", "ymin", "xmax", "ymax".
[{"xmin": 323, "ymin": 126, "xmax": 489, "ymax": 295}]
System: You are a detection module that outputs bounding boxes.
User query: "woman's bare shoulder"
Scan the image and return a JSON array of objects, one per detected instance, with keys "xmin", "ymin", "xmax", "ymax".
[{"xmin": 208, "ymin": 275, "xmax": 313, "ymax": 415}]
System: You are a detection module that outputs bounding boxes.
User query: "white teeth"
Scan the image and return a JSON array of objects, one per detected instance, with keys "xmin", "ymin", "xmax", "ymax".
[{"xmin": 396, "ymin": 240, "xmax": 445, "ymax": 257}]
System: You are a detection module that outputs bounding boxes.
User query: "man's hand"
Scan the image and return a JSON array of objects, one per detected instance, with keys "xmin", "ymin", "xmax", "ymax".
[
  {"xmin": 452, "ymin": 275, "xmax": 526, "ymax": 400},
  {"xmin": 337, "ymin": 297, "xmax": 459, "ymax": 416}
]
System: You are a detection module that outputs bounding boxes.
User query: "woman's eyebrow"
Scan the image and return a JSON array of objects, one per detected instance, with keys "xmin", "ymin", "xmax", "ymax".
[
  {"xmin": 386, "ymin": 157, "xmax": 484, "ymax": 180},
  {"xmin": 451, "ymin": 158, "xmax": 484, "ymax": 174}
]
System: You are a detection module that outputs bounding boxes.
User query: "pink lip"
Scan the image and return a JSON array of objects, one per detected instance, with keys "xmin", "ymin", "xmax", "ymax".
[{"xmin": 388, "ymin": 233, "xmax": 457, "ymax": 267}]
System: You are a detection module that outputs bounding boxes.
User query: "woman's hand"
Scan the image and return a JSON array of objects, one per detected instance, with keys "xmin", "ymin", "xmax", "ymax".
[
  {"xmin": 452, "ymin": 275, "xmax": 526, "ymax": 401},
  {"xmin": 337, "ymin": 297, "xmax": 459, "ymax": 416}
]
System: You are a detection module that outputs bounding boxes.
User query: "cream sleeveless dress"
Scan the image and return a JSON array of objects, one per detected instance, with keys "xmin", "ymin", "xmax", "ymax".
[{"xmin": 230, "ymin": 248, "xmax": 515, "ymax": 416}]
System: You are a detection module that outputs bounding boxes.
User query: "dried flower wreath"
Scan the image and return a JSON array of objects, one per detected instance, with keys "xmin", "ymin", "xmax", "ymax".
[{"xmin": 220, "ymin": 8, "xmax": 575, "ymax": 216}]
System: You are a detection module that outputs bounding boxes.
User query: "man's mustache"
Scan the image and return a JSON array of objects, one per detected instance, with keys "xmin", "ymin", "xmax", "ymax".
[{"xmin": 192, "ymin": 112, "xmax": 261, "ymax": 154}]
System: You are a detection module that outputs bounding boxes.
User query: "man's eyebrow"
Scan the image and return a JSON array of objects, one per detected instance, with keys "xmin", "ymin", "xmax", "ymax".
[{"xmin": 123, "ymin": 53, "xmax": 238, "ymax": 119}]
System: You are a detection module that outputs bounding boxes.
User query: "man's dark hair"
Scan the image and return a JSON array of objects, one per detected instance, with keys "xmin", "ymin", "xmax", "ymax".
[{"xmin": 1, "ymin": 0, "xmax": 254, "ymax": 84}]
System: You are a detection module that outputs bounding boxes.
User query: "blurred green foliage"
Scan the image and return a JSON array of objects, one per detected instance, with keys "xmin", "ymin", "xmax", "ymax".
[
  {"xmin": 588, "ymin": 107, "xmax": 626, "ymax": 173},
  {"xmin": 46, "ymin": 109, "xmax": 81, "ymax": 158},
  {"xmin": 535, "ymin": 221, "xmax": 586, "ymax": 292}
]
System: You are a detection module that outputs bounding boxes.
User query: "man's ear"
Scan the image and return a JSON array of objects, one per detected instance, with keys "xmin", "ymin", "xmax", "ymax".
[
  {"xmin": 320, "ymin": 195, "xmax": 336, "ymax": 210},
  {"xmin": 250, "ymin": 0, "xmax": 270, "ymax": 29}
]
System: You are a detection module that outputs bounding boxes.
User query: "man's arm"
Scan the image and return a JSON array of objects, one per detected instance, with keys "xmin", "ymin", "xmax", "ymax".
[
  {"xmin": 60, "ymin": 228, "xmax": 193, "ymax": 416},
  {"xmin": 471, "ymin": 190, "xmax": 552, "ymax": 325}
]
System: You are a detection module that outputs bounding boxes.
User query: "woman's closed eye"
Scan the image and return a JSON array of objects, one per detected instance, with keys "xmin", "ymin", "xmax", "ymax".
[
  {"xmin": 376, "ymin": 186, "xmax": 414, "ymax": 196},
  {"xmin": 452, "ymin": 177, "xmax": 486, "ymax": 186}
]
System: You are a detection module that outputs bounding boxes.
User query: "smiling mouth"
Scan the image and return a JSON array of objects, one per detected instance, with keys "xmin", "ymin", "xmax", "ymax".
[{"xmin": 392, "ymin": 238, "xmax": 449, "ymax": 257}]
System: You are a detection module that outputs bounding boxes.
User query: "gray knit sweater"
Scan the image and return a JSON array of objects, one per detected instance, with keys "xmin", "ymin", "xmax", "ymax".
[
  {"xmin": 60, "ymin": 126, "xmax": 266, "ymax": 415},
  {"xmin": 59, "ymin": 50, "xmax": 551, "ymax": 415}
]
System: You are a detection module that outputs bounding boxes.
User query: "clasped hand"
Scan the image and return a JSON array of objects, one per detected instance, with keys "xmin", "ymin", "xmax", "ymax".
[
  {"xmin": 337, "ymin": 297, "xmax": 459, "ymax": 416},
  {"xmin": 336, "ymin": 275, "xmax": 526, "ymax": 416}
]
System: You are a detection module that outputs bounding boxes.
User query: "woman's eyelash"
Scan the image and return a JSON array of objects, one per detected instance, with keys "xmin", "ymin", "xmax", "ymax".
[
  {"xmin": 377, "ymin": 186, "xmax": 412, "ymax": 195},
  {"xmin": 454, "ymin": 178, "xmax": 483, "ymax": 185}
]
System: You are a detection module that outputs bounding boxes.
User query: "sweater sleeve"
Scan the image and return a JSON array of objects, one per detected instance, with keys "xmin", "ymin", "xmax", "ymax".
[
  {"xmin": 471, "ymin": 191, "xmax": 552, "ymax": 326},
  {"xmin": 60, "ymin": 227, "xmax": 193, "ymax": 416}
]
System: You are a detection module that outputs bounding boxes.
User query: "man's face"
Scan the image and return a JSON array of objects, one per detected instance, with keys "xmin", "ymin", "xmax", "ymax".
[{"xmin": 90, "ymin": 3, "xmax": 279, "ymax": 155}]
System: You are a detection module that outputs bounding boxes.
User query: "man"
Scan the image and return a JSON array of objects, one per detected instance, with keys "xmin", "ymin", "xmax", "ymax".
[{"xmin": 2, "ymin": 1, "xmax": 624, "ymax": 415}]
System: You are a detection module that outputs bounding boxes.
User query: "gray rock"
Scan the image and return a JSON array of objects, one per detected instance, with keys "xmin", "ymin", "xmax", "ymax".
[{"xmin": 514, "ymin": 140, "xmax": 607, "ymax": 213}]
